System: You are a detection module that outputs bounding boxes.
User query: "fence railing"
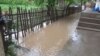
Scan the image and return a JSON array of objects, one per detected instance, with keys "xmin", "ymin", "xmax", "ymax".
[{"xmin": 0, "ymin": 6, "xmax": 81, "ymax": 55}]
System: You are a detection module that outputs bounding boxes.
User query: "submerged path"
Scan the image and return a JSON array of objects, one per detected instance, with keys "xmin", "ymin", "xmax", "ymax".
[
  {"xmin": 17, "ymin": 13, "xmax": 100, "ymax": 56},
  {"xmin": 17, "ymin": 13, "xmax": 80, "ymax": 56}
]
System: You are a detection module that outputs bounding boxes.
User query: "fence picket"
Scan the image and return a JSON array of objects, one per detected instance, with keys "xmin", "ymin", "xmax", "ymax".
[
  {"xmin": 21, "ymin": 8, "xmax": 26, "ymax": 37},
  {"xmin": 16, "ymin": 7, "xmax": 20, "ymax": 40},
  {"xmin": 8, "ymin": 7, "xmax": 13, "ymax": 40}
]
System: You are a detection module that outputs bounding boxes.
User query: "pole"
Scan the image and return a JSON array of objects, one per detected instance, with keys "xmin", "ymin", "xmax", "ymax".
[{"xmin": 0, "ymin": 7, "xmax": 5, "ymax": 56}]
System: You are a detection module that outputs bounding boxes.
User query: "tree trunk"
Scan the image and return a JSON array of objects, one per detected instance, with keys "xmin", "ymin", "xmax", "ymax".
[{"xmin": 47, "ymin": 5, "xmax": 56, "ymax": 21}]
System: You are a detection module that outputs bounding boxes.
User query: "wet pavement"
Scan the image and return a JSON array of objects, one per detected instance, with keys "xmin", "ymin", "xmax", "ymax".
[
  {"xmin": 56, "ymin": 29, "xmax": 100, "ymax": 56},
  {"xmin": 17, "ymin": 13, "xmax": 100, "ymax": 56}
]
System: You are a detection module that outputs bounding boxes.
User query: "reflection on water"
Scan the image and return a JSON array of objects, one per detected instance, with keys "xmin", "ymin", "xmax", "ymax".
[
  {"xmin": 17, "ymin": 13, "xmax": 80, "ymax": 56},
  {"xmin": 43, "ymin": 22, "xmax": 47, "ymax": 28}
]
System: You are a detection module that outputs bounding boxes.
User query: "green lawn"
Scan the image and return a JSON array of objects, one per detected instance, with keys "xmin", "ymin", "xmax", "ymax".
[{"xmin": 0, "ymin": 3, "xmax": 47, "ymax": 12}]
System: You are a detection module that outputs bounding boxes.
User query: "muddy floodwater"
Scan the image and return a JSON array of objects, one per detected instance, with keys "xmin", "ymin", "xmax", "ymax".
[{"xmin": 17, "ymin": 13, "xmax": 80, "ymax": 56}]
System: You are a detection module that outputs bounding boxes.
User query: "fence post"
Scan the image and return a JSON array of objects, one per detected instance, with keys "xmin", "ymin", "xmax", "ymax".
[
  {"xmin": 16, "ymin": 7, "xmax": 20, "ymax": 41},
  {"xmin": 8, "ymin": 7, "xmax": 13, "ymax": 41},
  {"xmin": 0, "ymin": 7, "xmax": 5, "ymax": 56}
]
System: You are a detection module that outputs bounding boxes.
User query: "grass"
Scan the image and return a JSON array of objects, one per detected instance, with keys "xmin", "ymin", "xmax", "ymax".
[{"xmin": 0, "ymin": 3, "xmax": 47, "ymax": 12}]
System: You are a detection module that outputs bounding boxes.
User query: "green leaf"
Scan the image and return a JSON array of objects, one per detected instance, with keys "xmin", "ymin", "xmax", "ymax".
[{"xmin": 34, "ymin": 0, "xmax": 44, "ymax": 6}]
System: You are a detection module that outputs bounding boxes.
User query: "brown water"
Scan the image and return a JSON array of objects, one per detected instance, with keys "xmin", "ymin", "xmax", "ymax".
[{"xmin": 17, "ymin": 13, "xmax": 80, "ymax": 56}]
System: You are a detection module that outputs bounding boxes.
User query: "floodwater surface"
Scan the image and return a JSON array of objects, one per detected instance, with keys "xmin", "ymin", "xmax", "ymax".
[{"xmin": 17, "ymin": 13, "xmax": 80, "ymax": 56}]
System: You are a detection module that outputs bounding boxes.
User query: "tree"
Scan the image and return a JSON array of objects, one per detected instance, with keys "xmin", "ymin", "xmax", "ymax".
[
  {"xmin": 33, "ymin": 0, "xmax": 57, "ymax": 18},
  {"xmin": 64, "ymin": 0, "xmax": 88, "ymax": 8}
]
